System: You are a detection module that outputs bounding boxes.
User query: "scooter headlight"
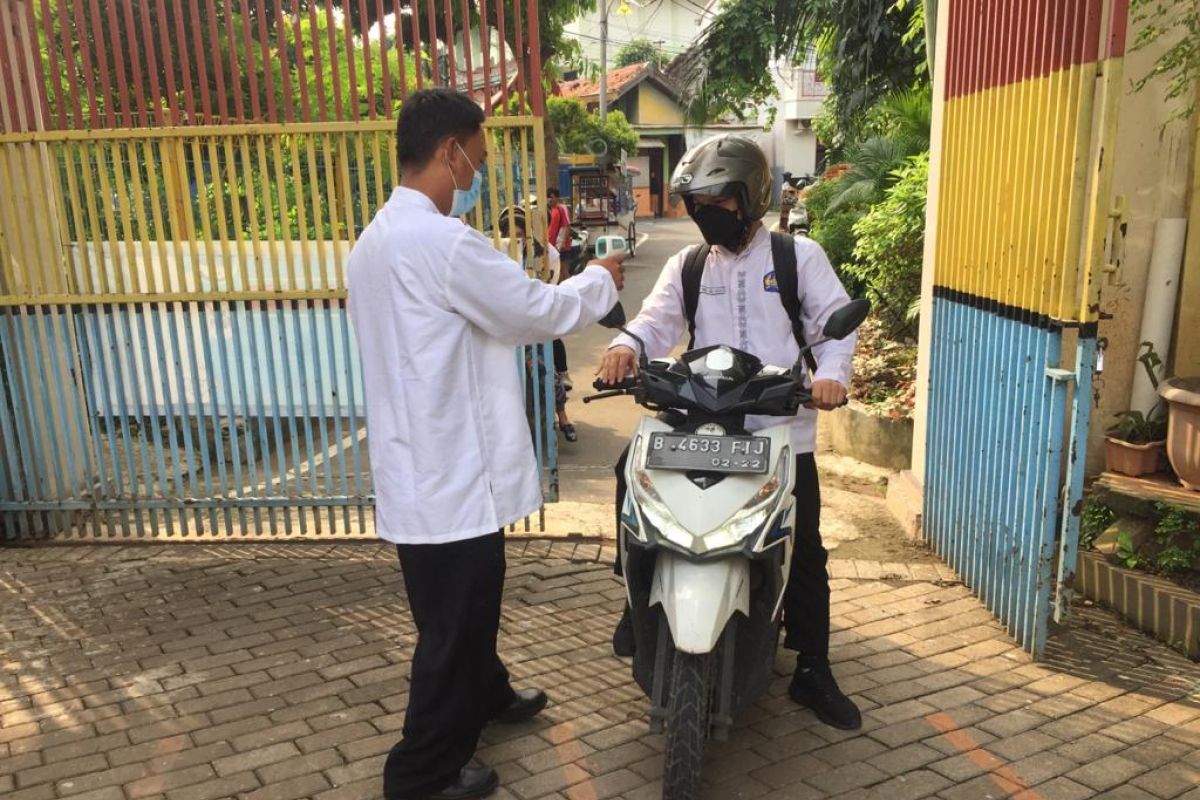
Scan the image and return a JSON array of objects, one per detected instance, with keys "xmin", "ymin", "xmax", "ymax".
[
  {"xmin": 630, "ymin": 435, "xmax": 695, "ymax": 550},
  {"xmin": 699, "ymin": 449, "xmax": 790, "ymax": 553}
]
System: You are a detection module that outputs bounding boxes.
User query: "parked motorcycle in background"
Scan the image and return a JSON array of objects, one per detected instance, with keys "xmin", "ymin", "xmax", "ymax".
[{"xmin": 779, "ymin": 172, "xmax": 813, "ymax": 237}]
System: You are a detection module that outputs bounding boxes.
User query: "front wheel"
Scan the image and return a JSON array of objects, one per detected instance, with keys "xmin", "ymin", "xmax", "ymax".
[
  {"xmin": 627, "ymin": 223, "xmax": 637, "ymax": 256},
  {"xmin": 662, "ymin": 651, "xmax": 714, "ymax": 800}
]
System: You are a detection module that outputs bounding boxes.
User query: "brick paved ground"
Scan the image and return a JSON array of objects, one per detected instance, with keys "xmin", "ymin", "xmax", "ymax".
[{"xmin": 1, "ymin": 542, "xmax": 1198, "ymax": 800}]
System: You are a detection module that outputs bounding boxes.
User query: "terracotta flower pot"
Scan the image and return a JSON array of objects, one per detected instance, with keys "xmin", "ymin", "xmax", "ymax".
[
  {"xmin": 1104, "ymin": 437, "xmax": 1166, "ymax": 478},
  {"xmin": 1159, "ymin": 377, "xmax": 1200, "ymax": 490}
]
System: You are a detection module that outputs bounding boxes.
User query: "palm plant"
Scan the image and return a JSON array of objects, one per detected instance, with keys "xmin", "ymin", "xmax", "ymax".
[{"xmin": 827, "ymin": 86, "xmax": 931, "ymax": 212}]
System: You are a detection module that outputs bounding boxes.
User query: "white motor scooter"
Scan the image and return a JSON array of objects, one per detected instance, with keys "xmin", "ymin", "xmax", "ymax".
[{"xmin": 586, "ymin": 299, "xmax": 870, "ymax": 800}]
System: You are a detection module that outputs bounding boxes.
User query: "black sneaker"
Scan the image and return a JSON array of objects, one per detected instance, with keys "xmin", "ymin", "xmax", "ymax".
[
  {"xmin": 612, "ymin": 605, "xmax": 635, "ymax": 657},
  {"xmin": 789, "ymin": 657, "xmax": 862, "ymax": 730}
]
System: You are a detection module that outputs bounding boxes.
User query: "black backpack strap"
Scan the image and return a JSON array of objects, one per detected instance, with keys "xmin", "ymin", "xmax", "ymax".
[
  {"xmin": 681, "ymin": 243, "xmax": 711, "ymax": 350},
  {"xmin": 771, "ymin": 231, "xmax": 819, "ymax": 374}
]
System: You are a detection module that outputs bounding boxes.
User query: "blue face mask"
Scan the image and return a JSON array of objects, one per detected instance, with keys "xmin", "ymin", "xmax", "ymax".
[{"xmin": 448, "ymin": 143, "xmax": 483, "ymax": 217}]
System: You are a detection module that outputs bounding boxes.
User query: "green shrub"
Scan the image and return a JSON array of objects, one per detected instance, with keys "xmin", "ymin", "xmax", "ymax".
[
  {"xmin": 849, "ymin": 152, "xmax": 928, "ymax": 339},
  {"xmin": 1151, "ymin": 504, "xmax": 1200, "ymax": 575},
  {"xmin": 1107, "ymin": 409, "xmax": 1167, "ymax": 444},
  {"xmin": 806, "ymin": 175, "xmax": 865, "ymax": 293},
  {"xmin": 1116, "ymin": 531, "xmax": 1142, "ymax": 569},
  {"xmin": 811, "ymin": 209, "xmax": 866, "ymax": 298},
  {"xmin": 803, "ymin": 175, "xmax": 845, "ymax": 221},
  {"xmin": 1104, "ymin": 502, "xmax": 1200, "ymax": 578},
  {"xmin": 1079, "ymin": 499, "xmax": 1116, "ymax": 551}
]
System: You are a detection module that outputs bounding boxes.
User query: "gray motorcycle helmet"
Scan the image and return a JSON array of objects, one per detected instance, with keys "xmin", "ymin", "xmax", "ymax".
[{"xmin": 669, "ymin": 134, "xmax": 773, "ymax": 221}]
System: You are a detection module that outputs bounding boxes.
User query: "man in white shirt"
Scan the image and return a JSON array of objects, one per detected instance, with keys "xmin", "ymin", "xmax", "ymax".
[
  {"xmin": 347, "ymin": 88, "xmax": 624, "ymax": 800},
  {"xmin": 597, "ymin": 134, "xmax": 862, "ymax": 731}
]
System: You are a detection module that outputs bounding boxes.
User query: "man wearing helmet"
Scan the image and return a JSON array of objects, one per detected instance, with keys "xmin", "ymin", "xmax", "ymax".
[{"xmin": 596, "ymin": 134, "xmax": 862, "ymax": 731}]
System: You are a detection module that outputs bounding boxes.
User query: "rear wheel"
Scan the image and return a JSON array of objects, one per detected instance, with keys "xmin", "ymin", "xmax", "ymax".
[
  {"xmin": 662, "ymin": 651, "xmax": 713, "ymax": 800},
  {"xmin": 627, "ymin": 222, "xmax": 637, "ymax": 256}
]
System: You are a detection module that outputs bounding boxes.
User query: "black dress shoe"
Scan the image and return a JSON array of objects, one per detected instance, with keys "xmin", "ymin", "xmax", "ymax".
[
  {"xmin": 491, "ymin": 688, "xmax": 548, "ymax": 723},
  {"xmin": 416, "ymin": 767, "xmax": 498, "ymax": 800},
  {"xmin": 612, "ymin": 604, "xmax": 635, "ymax": 657},
  {"xmin": 789, "ymin": 657, "xmax": 862, "ymax": 731}
]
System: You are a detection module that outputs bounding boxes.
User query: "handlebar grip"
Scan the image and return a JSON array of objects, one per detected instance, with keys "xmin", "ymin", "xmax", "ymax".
[{"xmin": 799, "ymin": 394, "xmax": 850, "ymax": 410}]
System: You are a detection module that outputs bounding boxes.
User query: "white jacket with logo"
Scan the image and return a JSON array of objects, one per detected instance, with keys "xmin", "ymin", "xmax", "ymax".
[
  {"xmin": 611, "ymin": 226, "xmax": 855, "ymax": 454},
  {"xmin": 348, "ymin": 188, "xmax": 618, "ymax": 545}
]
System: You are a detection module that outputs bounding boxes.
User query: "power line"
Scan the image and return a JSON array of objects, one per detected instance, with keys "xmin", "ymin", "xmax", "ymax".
[
  {"xmin": 676, "ymin": 0, "xmax": 719, "ymax": 23},
  {"xmin": 566, "ymin": 25, "xmax": 694, "ymax": 49},
  {"xmin": 627, "ymin": 1, "xmax": 665, "ymax": 43},
  {"xmin": 566, "ymin": 0, "xmax": 709, "ymax": 48},
  {"xmin": 568, "ymin": 29, "xmax": 689, "ymax": 54},
  {"xmin": 567, "ymin": 30, "xmax": 690, "ymax": 53},
  {"xmin": 614, "ymin": 24, "xmax": 704, "ymax": 47}
]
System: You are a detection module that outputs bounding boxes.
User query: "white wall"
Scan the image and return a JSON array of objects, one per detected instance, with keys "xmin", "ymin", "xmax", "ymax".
[
  {"xmin": 564, "ymin": 0, "xmax": 715, "ymax": 67},
  {"xmin": 764, "ymin": 56, "xmax": 826, "ymax": 184},
  {"xmin": 767, "ymin": 121, "xmax": 819, "ymax": 180},
  {"xmin": 628, "ymin": 155, "xmax": 652, "ymax": 187}
]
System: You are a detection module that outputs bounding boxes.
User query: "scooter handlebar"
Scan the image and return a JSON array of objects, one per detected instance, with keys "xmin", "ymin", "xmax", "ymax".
[
  {"xmin": 592, "ymin": 377, "xmax": 638, "ymax": 392},
  {"xmin": 583, "ymin": 376, "xmax": 638, "ymax": 404}
]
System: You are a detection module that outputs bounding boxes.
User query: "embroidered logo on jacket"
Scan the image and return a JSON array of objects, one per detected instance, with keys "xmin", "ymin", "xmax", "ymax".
[{"xmin": 763, "ymin": 271, "xmax": 780, "ymax": 293}]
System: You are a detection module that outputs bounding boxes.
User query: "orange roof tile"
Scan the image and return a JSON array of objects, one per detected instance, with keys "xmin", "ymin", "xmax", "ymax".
[{"xmin": 557, "ymin": 63, "xmax": 649, "ymax": 102}]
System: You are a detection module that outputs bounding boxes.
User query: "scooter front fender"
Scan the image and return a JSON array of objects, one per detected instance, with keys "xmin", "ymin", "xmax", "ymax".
[{"xmin": 650, "ymin": 552, "xmax": 749, "ymax": 654}]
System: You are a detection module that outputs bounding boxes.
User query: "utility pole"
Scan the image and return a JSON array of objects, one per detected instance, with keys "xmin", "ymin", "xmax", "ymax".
[{"xmin": 599, "ymin": 0, "xmax": 609, "ymax": 122}]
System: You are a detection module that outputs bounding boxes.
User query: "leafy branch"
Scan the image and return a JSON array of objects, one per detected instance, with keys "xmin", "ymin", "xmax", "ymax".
[{"xmin": 1130, "ymin": 0, "xmax": 1200, "ymax": 121}]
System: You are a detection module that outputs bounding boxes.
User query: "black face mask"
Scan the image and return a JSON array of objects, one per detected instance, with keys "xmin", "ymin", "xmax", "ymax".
[{"xmin": 691, "ymin": 204, "xmax": 750, "ymax": 251}]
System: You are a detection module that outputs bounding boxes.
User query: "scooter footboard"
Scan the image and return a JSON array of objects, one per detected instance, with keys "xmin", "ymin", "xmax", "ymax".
[{"xmin": 650, "ymin": 553, "xmax": 750, "ymax": 654}]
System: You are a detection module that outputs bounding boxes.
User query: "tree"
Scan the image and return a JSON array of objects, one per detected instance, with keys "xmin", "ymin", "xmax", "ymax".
[
  {"xmin": 35, "ymin": 0, "xmax": 416, "ymax": 124},
  {"xmin": 673, "ymin": 0, "xmax": 927, "ymax": 138},
  {"xmin": 850, "ymin": 151, "xmax": 929, "ymax": 338},
  {"xmin": 805, "ymin": 176, "xmax": 867, "ymax": 294},
  {"xmin": 1130, "ymin": 0, "xmax": 1200, "ymax": 122},
  {"xmin": 827, "ymin": 87, "xmax": 930, "ymax": 210},
  {"xmin": 804, "ymin": 85, "xmax": 930, "ymax": 303},
  {"xmin": 546, "ymin": 97, "xmax": 639, "ymax": 160},
  {"xmin": 615, "ymin": 38, "xmax": 667, "ymax": 68}
]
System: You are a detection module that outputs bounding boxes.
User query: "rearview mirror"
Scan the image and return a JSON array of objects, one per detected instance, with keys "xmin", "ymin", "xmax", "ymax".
[
  {"xmin": 599, "ymin": 302, "xmax": 627, "ymax": 330},
  {"xmin": 822, "ymin": 299, "xmax": 871, "ymax": 341}
]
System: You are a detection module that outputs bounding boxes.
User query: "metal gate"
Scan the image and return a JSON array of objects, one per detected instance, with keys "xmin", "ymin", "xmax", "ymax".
[
  {"xmin": 0, "ymin": 0, "xmax": 557, "ymax": 541},
  {"xmin": 924, "ymin": 0, "xmax": 1127, "ymax": 655}
]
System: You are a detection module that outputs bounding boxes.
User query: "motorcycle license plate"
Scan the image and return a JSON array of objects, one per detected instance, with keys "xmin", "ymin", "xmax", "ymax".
[{"xmin": 646, "ymin": 432, "xmax": 771, "ymax": 474}]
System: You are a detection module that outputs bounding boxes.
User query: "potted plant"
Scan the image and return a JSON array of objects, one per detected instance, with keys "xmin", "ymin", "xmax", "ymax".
[
  {"xmin": 1105, "ymin": 409, "xmax": 1168, "ymax": 477},
  {"xmin": 1159, "ymin": 376, "xmax": 1200, "ymax": 490},
  {"xmin": 1106, "ymin": 342, "xmax": 1169, "ymax": 477}
]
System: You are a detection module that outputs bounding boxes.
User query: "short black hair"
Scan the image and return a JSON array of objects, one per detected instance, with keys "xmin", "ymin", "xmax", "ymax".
[
  {"xmin": 547, "ymin": 188, "xmax": 560, "ymax": 199},
  {"xmin": 396, "ymin": 88, "xmax": 486, "ymax": 169}
]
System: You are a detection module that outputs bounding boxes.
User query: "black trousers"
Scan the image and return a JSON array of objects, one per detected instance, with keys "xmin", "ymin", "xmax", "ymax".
[
  {"xmin": 613, "ymin": 450, "xmax": 830, "ymax": 660},
  {"xmin": 384, "ymin": 532, "xmax": 517, "ymax": 799},
  {"xmin": 552, "ymin": 338, "xmax": 568, "ymax": 374}
]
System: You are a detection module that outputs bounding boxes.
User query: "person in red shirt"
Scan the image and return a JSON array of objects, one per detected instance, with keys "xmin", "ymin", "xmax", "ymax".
[{"xmin": 546, "ymin": 188, "xmax": 572, "ymax": 266}]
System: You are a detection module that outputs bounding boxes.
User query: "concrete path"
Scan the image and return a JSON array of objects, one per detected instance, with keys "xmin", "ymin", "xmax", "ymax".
[{"xmin": 2, "ymin": 542, "xmax": 1198, "ymax": 800}]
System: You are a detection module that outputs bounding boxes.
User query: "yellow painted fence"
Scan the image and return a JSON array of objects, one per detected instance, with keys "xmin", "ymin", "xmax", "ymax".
[{"xmin": 0, "ymin": 117, "xmax": 559, "ymax": 540}]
